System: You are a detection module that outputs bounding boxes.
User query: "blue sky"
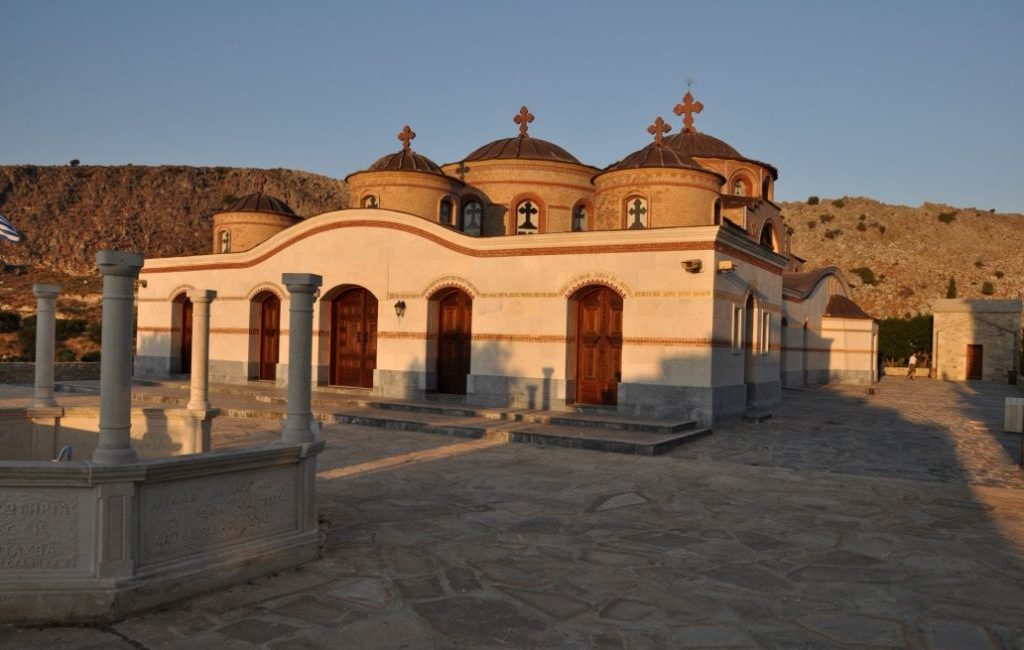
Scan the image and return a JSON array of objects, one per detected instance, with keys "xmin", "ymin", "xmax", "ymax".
[{"xmin": 2, "ymin": 1, "xmax": 1022, "ymax": 211}]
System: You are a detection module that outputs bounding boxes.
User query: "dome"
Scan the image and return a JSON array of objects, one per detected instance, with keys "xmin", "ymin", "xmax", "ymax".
[
  {"xmin": 603, "ymin": 142, "xmax": 721, "ymax": 176},
  {"xmin": 461, "ymin": 105, "xmax": 582, "ymax": 165},
  {"xmin": 464, "ymin": 135, "xmax": 581, "ymax": 165},
  {"xmin": 223, "ymin": 192, "xmax": 298, "ymax": 218},
  {"xmin": 367, "ymin": 148, "xmax": 445, "ymax": 175},
  {"xmin": 662, "ymin": 131, "xmax": 744, "ymax": 159}
]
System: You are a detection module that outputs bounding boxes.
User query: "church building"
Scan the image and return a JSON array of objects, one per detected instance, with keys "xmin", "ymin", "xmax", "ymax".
[{"xmin": 135, "ymin": 88, "xmax": 878, "ymax": 425}]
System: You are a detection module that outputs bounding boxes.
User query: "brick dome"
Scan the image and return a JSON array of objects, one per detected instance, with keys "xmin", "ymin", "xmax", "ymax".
[
  {"xmin": 367, "ymin": 149, "xmax": 445, "ymax": 175},
  {"xmin": 463, "ymin": 135, "xmax": 581, "ymax": 165},
  {"xmin": 603, "ymin": 143, "xmax": 723, "ymax": 178},
  {"xmin": 223, "ymin": 192, "xmax": 298, "ymax": 218},
  {"xmin": 664, "ymin": 131, "xmax": 778, "ymax": 180}
]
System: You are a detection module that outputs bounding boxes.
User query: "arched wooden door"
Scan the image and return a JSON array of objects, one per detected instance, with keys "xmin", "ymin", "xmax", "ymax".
[
  {"xmin": 177, "ymin": 296, "xmax": 193, "ymax": 375},
  {"xmin": 258, "ymin": 293, "xmax": 280, "ymax": 381},
  {"xmin": 331, "ymin": 287, "xmax": 378, "ymax": 388},
  {"xmin": 574, "ymin": 286, "xmax": 623, "ymax": 406},
  {"xmin": 436, "ymin": 289, "xmax": 472, "ymax": 395}
]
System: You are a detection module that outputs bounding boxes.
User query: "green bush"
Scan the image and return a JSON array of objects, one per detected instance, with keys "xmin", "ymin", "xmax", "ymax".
[
  {"xmin": 806, "ymin": 220, "xmax": 817, "ymax": 229},
  {"xmin": 86, "ymin": 321, "xmax": 102, "ymax": 344},
  {"xmin": 0, "ymin": 310, "xmax": 20, "ymax": 333},
  {"xmin": 55, "ymin": 318, "xmax": 87, "ymax": 340},
  {"xmin": 17, "ymin": 315, "xmax": 36, "ymax": 358},
  {"xmin": 994, "ymin": 270, "xmax": 1004, "ymax": 279},
  {"xmin": 832, "ymin": 198, "xmax": 845, "ymax": 208},
  {"xmin": 819, "ymin": 213, "xmax": 835, "ymax": 224},
  {"xmin": 981, "ymin": 281, "xmax": 995, "ymax": 296},
  {"xmin": 858, "ymin": 214, "xmax": 866, "ymax": 221},
  {"xmin": 946, "ymin": 276, "xmax": 957, "ymax": 298},
  {"xmin": 850, "ymin": 266, "xmax": 879, "ymax": 286},
  {"xmin": 856, "ymin": 222, "xmax": 867, "ymax": 231},
  {"xmin": 974, "ymin": 260, "xmax": 985, "ymax": 269},
  {"xmin": 807, "ymin": 196, "xmax": 820, "ymax": 205},
  {"xmin": 824, "ymin": 228, "xmax": 842, "ymax": 239},
  {"xmin": 81, "ymin": 350, "xmax": 101, "ymax": 362},
  {"xmin": 55, "ymin": 348, "xmax": 76, "ymax": 362},
  {"xmin": 937, "ymin": 211, "xmax": 957, "ymax": 224},
  {"xmin": 879, "ymin": 314, "xmax": 933, "ymax": 365}
]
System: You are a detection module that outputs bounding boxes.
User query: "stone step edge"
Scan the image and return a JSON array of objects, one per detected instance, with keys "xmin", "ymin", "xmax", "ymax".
[{"xmin": 507, "ymin": 426, "xmax": 711, "ymax": 456}]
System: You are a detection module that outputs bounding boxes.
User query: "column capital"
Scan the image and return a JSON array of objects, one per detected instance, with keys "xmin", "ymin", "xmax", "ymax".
[
  {"xmin": 282, "ymin": 273, "xmax": 323, "ymax": 294},
  {"xmin": 186, "ymin": 289, "xmax": 218, "ymax": 303},
  {"xmin": 96, "ymin": 250, "xmax": 144, "ymax": 277},
  {"xmin": 32, "ymin": 283, "xmax": 61, "ymax": 299}
]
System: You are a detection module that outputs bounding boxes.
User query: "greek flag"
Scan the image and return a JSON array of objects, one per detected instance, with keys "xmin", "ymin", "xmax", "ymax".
[{"xmin": 0, "ymin": 213, "xmax": 21, "ymax": 243}]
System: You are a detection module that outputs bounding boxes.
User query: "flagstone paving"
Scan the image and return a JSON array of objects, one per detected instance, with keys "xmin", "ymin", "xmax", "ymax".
[{"xmin": 2, "ymin": 377, "xmax": 1024, "ymax": 649}]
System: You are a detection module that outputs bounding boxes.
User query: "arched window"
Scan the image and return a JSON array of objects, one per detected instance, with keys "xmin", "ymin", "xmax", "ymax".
[
  {"xmin": 439, "ymin": 197, "xmax": 454, "ymax": 225},
  {"xmin": 461, "ymin": 200, "xmax": 482, "ymax": 236},
  {"xmin": 761, "ymin": 177, "xmax": 771, "ymax": 199},
  {"xmin": 760, "ymin": 222, "xmax": 777, "ymax": 250},
  {"xmin": 515, "ymin": 199, "xmax": 540, "ymax": 235},
  {"xmin": 571, "ymin": 202, "xmax": 588, "ymax": 232},
  {"xmin": 713, "ymin": 199, "xmax": 722, "ymax": 225},
  {"xmin": 219, "ymin": 229, "xmax": 231, "ymax": 253},
  {"xmin": 362, "ymin": 195, "xmax": 379, "ymax": 209},
  {"xmin": 625, "ymin": 196, "xmax": 648, "ymax": 229},
  {"xmin": 732, "ymin": 179, "xmax": 747, "ymax": 196}
]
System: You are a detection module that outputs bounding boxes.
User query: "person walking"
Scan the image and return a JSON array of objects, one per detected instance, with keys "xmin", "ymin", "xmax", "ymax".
[{"xmin": 907, "ymin": 352, "xmax": 918, "ymax": 380}]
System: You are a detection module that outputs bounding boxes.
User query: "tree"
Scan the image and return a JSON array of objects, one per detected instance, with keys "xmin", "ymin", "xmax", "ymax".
[
  {"xmin": 69, "ymin": 159, "xmax": 80, "ymax": 167},
  {"xmin": 946, "ymin": 276, "xmax": 957, "ymax": 299}
]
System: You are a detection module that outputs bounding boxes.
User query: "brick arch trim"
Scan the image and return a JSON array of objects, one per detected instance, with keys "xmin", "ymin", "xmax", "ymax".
[
  {"xmin": 423, "ymin": 276, "xmax": 480, "ymax": 299},
  {"xmin": 560, "ymin": 273, "xmax": 632, "ymax": 299}
]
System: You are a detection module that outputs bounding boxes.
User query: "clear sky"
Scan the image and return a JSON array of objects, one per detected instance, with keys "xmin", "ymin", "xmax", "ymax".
[{"xmin": 2, "ymin": 1, "xmax": 1022, "ymax": 211}]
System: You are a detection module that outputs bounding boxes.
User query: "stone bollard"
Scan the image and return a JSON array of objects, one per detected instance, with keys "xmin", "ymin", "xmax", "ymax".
[
  {"xmin": 92, "ymin": 251, "xmax": 144, "ymax": 465},
  {"xmin": 281, "ymin": 273, "xmax": 322, "ymax": 443},
  {"xmin": 185, "ymin": 289, "xmax": 217, "ymax": 411},
  {"xmin": 1005, "ymin": 397, "xmax": 1024, "ymax": 434},
  {"xmin": 31, "ymin": 283, "xmax": 61, "ymax": 408}
]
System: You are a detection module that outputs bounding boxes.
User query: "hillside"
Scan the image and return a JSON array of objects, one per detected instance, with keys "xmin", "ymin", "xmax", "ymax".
[
  {"xmin": 781, "ymin": 197, "xmax": 1024, "ymax": 318},
  {"xmin": 0, "ymin": 165, "xmax": 1021, "ymax": 324}
]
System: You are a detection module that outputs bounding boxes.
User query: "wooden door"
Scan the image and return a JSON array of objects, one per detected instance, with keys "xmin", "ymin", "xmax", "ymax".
[
  {"xmin": 575, "ymin": 286, "xmax": 623, "ymax": 405},
  {"xmin": 331, "ymin": 288, "xmax": 378, "ymax": 388},
  {"xmin": 258, "ymin": 294, "xmax": 280, "ymax": 381},
  {"xmin": 436, "ymin": 290, "xmax": 472, "ymax": 395},
  {"xmin": 180, "ymin": 298, "xmax": 193, "ymax": 375},
  {"xmin": 966, "ymin": 344, "xmax": 983, "ymax": 380}
]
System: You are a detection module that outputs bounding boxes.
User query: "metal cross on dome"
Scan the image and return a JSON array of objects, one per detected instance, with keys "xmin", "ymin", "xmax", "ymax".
[
  {"xmin": 648, "ymin": 116, "xmax": 671, "ymax": 146},
  {"xmin": 397, "ymin": 125, "xmax": 416, "ymax": 151},
  {"xmin": 673, "ymin": 85, "xmax": 704, "ymax": 134},
  {"xmin": 514, "ymin": 106, "xmax": 534, "ymax": 137}
]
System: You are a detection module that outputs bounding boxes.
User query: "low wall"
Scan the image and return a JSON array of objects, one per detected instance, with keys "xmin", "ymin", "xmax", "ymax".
[
  {"xmin": 0, "ymin": 440, "xmax": 323, "ymax": 623},
  {"xmin": 0, "ymin": 362, "xmax": 101, "ymax": 384},
  {"xmin": 0, "ymin": 406, "xmax": 215, "ymax": 462}
]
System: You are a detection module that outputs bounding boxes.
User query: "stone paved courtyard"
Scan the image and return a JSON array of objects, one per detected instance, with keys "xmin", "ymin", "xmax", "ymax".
[{"xmin": 3, "ymin": 377, "xmax": 1024, "ymax": 649}]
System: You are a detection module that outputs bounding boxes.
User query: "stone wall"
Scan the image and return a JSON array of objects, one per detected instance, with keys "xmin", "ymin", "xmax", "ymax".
[
  {"xmin": 931, "ymin": 299, "xmax": 1022, "ymax": 382},
  {"xmin": 0, "ymin": 362, "xmax": 100, "ymax": 384}
]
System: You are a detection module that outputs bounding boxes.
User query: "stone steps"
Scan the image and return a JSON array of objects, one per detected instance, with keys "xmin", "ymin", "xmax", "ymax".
[{"xmin": 332, "ymin": 406, "xmax": 710, "ymax": 456}]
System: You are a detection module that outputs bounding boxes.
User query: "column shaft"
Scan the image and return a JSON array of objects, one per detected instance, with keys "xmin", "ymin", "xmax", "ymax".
[
  {"xmin": 186, "ymin": 290, "xmax": 216, "ymax": 411},
  {"xmin": 281, "ymin": 273, "xmax": 322, "ymax": 443},
  {"xmin": 31, "ymin": 284, "xmax": 61, "ymax": 408},
  {"xmin": 92, "ymin": 251, "xmax": 144, "ymax": 465}
]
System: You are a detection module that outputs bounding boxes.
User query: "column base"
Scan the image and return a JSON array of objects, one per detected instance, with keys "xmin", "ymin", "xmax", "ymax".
[{"xmin": 92, "ymin": 446, "xmax": 140, "ymax": 465}]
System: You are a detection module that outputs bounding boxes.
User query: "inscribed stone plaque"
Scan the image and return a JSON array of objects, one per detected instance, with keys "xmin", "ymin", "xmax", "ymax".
[
  {"xmin": 137, "ymin": 464, "xmax": 297, "ymax": 567},
  {"xmin": 0, "ymin": 489, "xmax": 80, "ymax": 571}
]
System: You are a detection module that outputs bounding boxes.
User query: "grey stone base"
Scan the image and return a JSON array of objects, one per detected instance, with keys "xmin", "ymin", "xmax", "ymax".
[
  {"xmin": 745, "ymin": 380, "xmax": 782, "ymax": 410},
  {"xmin": 467, "ymin": 374, "xmax": 567, "ymax": 410},
  {"xmin": 711, "ymin": 384, "xmax": 748, "ymax": 424},
  {"xmin": 374, "ymin": 369, "xmax": 427, "ymax": 400},
  {"xmin": 133, "ymin": 355, "xmax": 170, "ymax": 379},
  {"xmin": 829, "ymin": 369, "xmax": 876, "ymax": 385},
  {"xmin": 616, "ymin": 383, "xmax": 711, "ymax": 426},
  {"xmin": 805, "ymin": 369, "xmax": 830, "ymax": 386},
  {"xmin": 781, "ymin": 370, "xmax": 805, "ymax": 388}
]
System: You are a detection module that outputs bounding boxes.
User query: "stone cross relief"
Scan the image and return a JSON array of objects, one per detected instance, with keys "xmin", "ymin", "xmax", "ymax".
[
  {"xmin": 518, "ymin": 201, "xmax": 538, "ymax": 233},
  {"xmin": 398, "ymin": 125, "xmax": 416, "ymax": 151},
  {"xmin": 647, "ymin": 116, "xmax": 671, "ymax": 146},
  {"xmin": 628, "ymin": 198, "xmax": 647, "ymax": 229},
  {"xmin": 514, "ymin": 106, "xmax": 534, "ymax": 137}
]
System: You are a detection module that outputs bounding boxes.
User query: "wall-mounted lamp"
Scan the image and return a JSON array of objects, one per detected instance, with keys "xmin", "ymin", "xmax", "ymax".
[
  {"xmin": 394, "ymin": 300, "xmax": 406, "ymax": 318},
  {"xmin": 682, "ymin": 259, "xmax": 703, "ymax": 274},
  {"xmin": 717, "ymin": 260, "xmax": 736, "ymax": 274}
]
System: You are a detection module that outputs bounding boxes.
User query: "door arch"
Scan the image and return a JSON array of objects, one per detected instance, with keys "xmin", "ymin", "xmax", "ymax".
[
  {"xmin": 330, "ymin": 287, "xmax": 378, "ymax": 388},
  {"xmin": 572, "ymin": 285, "xmax": 623, "ymax": 406},
  {"xmin": 434, "ymin": 289, "xmax": 472, "ymax": 395},
  {"xmin": 254, "ymin": 291, "xmax": 280, "ymax": 381},
  {"xmin": 172, "ymin": 293, "xmax": 193, "ymax": 375}
]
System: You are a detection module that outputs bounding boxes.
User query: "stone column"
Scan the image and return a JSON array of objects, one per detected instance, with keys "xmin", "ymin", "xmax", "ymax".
[
  {"xmin": 31, "ymin": 283, "xmax": 61, "ymax": 408},
  {"xmin": 185, "ymin": 289, "xmax": 217, "ymax": 411},
  {"xmin": 281, "ymin": 273, "xmax": 322, "ymax": 443},
  {"xmin": 92, "ymin": 251, "xmax": 144, "ymax": 465}
]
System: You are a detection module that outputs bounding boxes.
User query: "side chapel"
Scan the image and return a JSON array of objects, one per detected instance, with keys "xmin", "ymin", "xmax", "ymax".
[{"xmin": 135, "ymin": 88, "xmax": 878, "ymax": 425}]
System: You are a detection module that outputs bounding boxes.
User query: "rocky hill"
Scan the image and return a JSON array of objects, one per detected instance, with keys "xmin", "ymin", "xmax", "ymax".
[
  {"xmin": 0, "ymin": 165, "xmax": 1020, "ymax": 322},
  {"xmin": 781, "ymin": 197, "xmax": 1024, "ymax": 318}
]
